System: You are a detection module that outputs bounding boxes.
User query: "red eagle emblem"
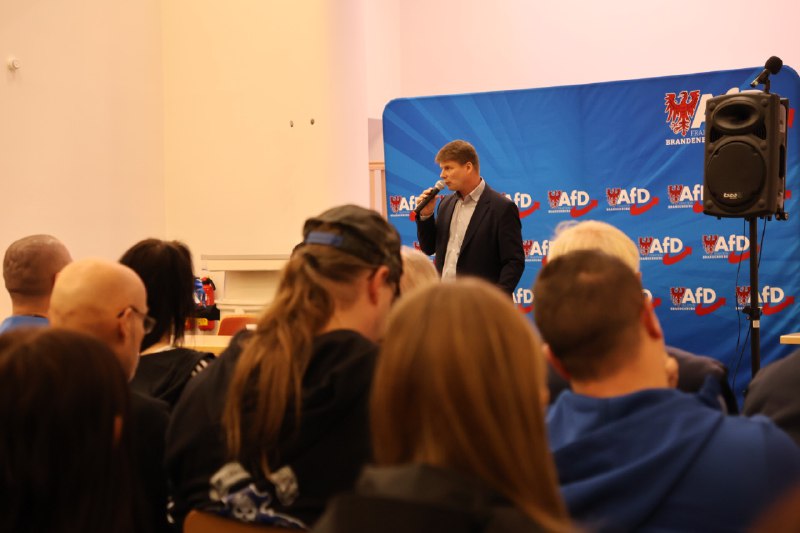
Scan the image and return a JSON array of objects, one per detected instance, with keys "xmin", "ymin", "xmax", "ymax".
[
  {"xmin": 736, "ymin": 286, "xmax": 752, "ymax": 307},
  {"xmin": 638, "ymin": 237, "xmax": 654, "ymax": 256},
  {"xmin": 702, "ymin": 235, "xmax": 719, "ymax": 255},
  {"xmin": 664, "ymin": 90, "xmax": 701, "ymax": 136},
  {"xmin": 606, "ymin": 188, "xmax": 622, "ymax": 206},
  {"xmin": 547, "ymin": 190, "xmax": 562, "ymax": 209},
  {"xmin": 667, "ymin": 185, "xmax": 684, "ymax": 204},
  {"xmin": 522, "ymin": 240, "xmax": 534, "ymax": 257},
  {"xmin": 389, "ymin": 195, "xmax": 402, "ymax": 213},
  {"xmin": 670, "ymin": 287, "xmax": 687, "ymax": 306}
]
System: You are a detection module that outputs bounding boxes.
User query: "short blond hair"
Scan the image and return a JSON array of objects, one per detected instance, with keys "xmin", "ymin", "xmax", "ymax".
[
  {"xmin": 399, "ymin": 246, "xmax": 438, "ymax": 295},
  {"xmin": 548, "ymin": 220, "xmax": 640, "ymax": 272}
]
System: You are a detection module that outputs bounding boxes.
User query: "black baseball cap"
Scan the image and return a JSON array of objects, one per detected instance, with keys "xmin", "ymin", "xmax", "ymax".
[{"xmin": 302, "ymin": 205, "xmax": 403, "ymax": 284}]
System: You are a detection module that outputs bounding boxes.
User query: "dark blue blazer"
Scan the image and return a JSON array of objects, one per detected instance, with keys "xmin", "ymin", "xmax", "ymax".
[{"xmin": 416, "ymin": 184, "xmax": 524, "ymax": 294}]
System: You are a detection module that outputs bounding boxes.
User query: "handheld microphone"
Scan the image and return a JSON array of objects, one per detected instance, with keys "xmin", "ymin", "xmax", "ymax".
[
  {"xmin": 410, "ymin": 180, "xmax": 446, "ymax": 221},
  {"xmin": 750, "ymin": 56, "xmax": 783, "ymax": 87}
]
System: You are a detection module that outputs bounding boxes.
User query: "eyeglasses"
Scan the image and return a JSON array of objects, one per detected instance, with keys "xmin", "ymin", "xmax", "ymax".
[{"xmin": 117, "ymin": 306, "xmax": 156, "ymax": 334}]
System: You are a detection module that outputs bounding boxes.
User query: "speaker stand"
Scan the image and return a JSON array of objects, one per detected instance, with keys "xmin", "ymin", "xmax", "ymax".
[{"xmin": 743, "ymin": 216, "xmax": 762, "ymax": 377}]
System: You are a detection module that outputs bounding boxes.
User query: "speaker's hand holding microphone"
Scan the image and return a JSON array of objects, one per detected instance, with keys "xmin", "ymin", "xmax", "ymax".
[{"xmin": 410, "ymin": 180, "xmax": 446, "ymax": 221}]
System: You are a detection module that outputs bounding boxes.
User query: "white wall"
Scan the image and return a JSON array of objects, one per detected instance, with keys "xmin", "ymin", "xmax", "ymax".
[
  {"xmin": 366, "ymin": 0, "xmax": 800, "ymax": 119},
  {"xmin": 163, "ymin": 0, "xmax": 369, "ymax": 259},
  {"xmin": 0, "ymin": 0, "xmax": 164, "ymax": 318},
  {"xmin": 364, "ymin": 0, "xmax": 403, "ymax": 124}
]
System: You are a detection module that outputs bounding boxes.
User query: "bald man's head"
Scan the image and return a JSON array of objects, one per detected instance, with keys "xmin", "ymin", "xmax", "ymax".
[
  {"xmin": 3, "ymin": 235, "xmax": 72, "ymax": 315},
  {"xmin": 50, "ymin": 259, "xmax": 149, "ymax": 380}
]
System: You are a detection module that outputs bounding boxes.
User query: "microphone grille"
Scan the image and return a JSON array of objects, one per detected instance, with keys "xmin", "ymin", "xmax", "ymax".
[
  {"xmin": 435, "ymin": 180, "xmax": 446, "ymax": 190},
  {"xmin": 766, "ymin": 56, "xmax": 783, "ymax": 74}
]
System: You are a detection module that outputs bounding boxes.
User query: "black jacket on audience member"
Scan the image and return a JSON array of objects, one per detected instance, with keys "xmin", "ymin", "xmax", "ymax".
[
  {"xmin": 744, "ymin": 348, "xmax": 800, "ymax": 446},
  {"xmin": 131, "ymin": 347, "xmax": 215, "ymax": 409},
  {"xmin": 165, "ymin": 329, "xmax": 377, "ymax": 529},
  {"xmin": 314, "ymin": 464, "xmax": 547, "ymax": 533},
  {"xmin": 130, "ymin": 391, "xmax": 171, "ymax": 533}
]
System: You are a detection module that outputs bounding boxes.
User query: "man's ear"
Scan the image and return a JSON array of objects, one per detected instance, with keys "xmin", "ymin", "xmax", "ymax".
[
  {"xmin": 367, "ymin": 265, "xmax": 391, "ymax": 305},
  {"xmin": 544, "ymin": 343, "xmax": 571, "ymax": 381},
  {"xmin": 641, "ymin": 301, "xmax": 664, "ymax": 341},
  {"xmin": 116, "ymin": 308, "xmax": 132, "ymax": 344}
]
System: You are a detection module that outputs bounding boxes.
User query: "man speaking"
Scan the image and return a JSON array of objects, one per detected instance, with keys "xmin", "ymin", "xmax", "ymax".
[{"xmin": 415, "ymin": 140, "xmax": 524, "ymax": 295}]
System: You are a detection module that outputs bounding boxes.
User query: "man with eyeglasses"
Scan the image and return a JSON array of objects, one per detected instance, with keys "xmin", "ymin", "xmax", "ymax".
[
  {"xmin": 50, "ymin": 259, "xmax": 153, "ymax": 380},
  {"xmin": 50, "ymin": 258, "xmax": 171, "ymax": 533}
]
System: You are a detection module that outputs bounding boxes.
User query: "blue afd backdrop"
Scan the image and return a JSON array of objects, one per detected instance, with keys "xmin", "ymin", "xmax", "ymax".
[{"xmin": 384, "ymin": 66, "xmax": 799, "ymax": 401}]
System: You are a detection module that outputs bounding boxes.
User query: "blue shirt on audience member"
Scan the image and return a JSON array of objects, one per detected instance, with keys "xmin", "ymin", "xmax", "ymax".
[
  {"xmin": 0, "ymin": 315, "xmax": 49, "ymax": 335},
  {"xmin": 547, "ymin": 378, "xmax": 800, "ymax": 532}
]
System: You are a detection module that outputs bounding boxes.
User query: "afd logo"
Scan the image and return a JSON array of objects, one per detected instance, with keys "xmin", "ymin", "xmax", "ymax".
[
  {"xmin": 701, "ymin": 234, "xmax": 752, "ymax": 263},
  {"xmin": 735, "ymin": 285, "xmax": 795, "ymax": 315},
  {"xmin": 502, "ymin": 192, "xmax": 540, "ymax": 218},
  {"xmin": 669, "ymin": 287, "xmax": 726, "ymax": 315},
  {"xmin": 513, "ymin": 288, "xmax": 534, "ymax": 314},
  {"xmin": 637, "ymin": 236, "xmax": 691, "ymax": 265},
  {"xmin": 664, "ymin": 87, "xmax": 742, "ymax": 145},
  {"xmin": 606, "ymin": 187, "xmax": 659, "ymax": 215},
  {"xmin": 522, "ymin": 240, "xmax": 548, "ymax": 263},
  {"xmin": 388, "ymin": 195, "xmax": 419, "ymax": 218},
  {"xmin": 667, "ymin": 184, "xmax": 703, "ymax": 212},
  {"xmin": 546, "ymin": 190, "xmax": 598, "ymax": 218}
]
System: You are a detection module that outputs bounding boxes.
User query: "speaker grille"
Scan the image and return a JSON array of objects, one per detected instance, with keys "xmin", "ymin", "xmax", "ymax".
[
  {"xmin": 708, "ymin": 123, "xmax": 766, "ymax": 143},
  {"xmin": 705, "ymin": 142, "xmax": 765, "ymax": 210}
]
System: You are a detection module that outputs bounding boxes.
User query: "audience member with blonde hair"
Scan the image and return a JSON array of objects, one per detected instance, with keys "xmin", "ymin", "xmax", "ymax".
[
  {"xmin": 166, "ymin": 205, "xmax": 402, "ymax": 529},
  {"xmin": 315, "ymin": 278, "xmax": 571, "ymax": 533},
  {"xmin": 0, "ymin": 328, "xmax": 134, "ymax": 533},
  {"xmin": 399, "ymin": 245, "xmax": 438, "ymax": 294},
  {"xmin": 546, "ymin": 220, "xmax": 735, "ymax": 410},
  {"xmin": 0, "ymin": 234, "xmax": 72, "ymax": 334},
  {"xmin": 548, "ymin": 220, "xmax": 639, "ymax": 270}
]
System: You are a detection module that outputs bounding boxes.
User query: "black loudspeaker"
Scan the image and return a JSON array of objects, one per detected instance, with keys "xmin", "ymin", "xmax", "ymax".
[{"xmin": 703, "ymin": 92, "xmax": 788, "ymax": 218}]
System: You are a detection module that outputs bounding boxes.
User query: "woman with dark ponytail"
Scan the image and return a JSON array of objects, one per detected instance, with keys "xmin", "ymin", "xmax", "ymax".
[{"xmin": 166, "ymin": 205, "xmax": 402, "ymax": 530}]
